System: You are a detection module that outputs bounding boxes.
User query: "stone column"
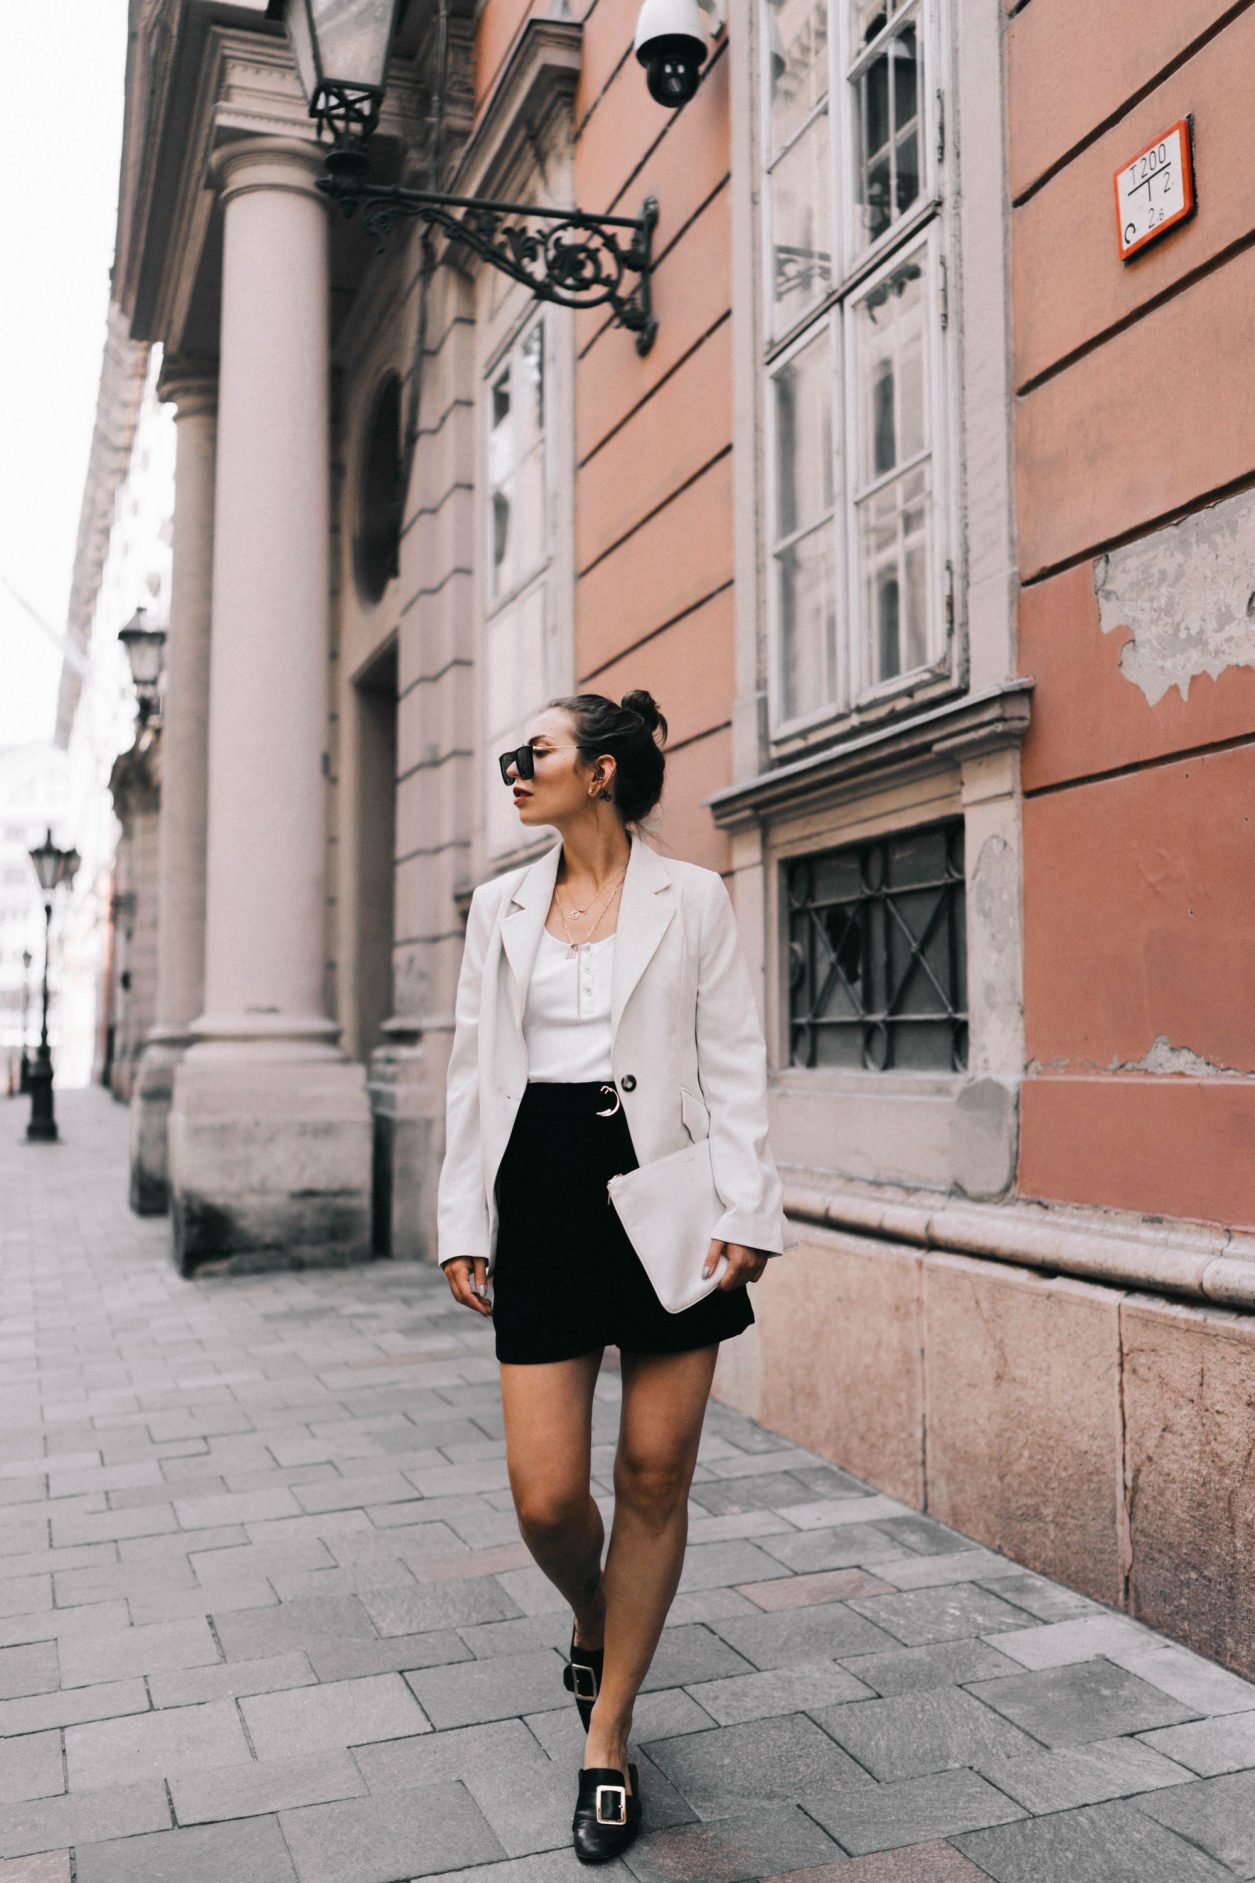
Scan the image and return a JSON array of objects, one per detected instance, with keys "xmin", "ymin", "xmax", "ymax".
[
  {"xmin": 129, "ymin": 368, "xmax": 216, "ymax": 1213},
  {"xmin": 169, "ymin": 138, "xmax": 371, "ymax": 1275}
]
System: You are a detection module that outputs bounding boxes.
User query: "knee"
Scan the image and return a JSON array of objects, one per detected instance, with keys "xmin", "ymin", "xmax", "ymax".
[
  {"xmin": 514, "ymin": 1487, "xmax": 590, "ymax": 1538},
  {"xmin": 613, "ymin": 1450, "xmax": 691, "ymax": 1521}
]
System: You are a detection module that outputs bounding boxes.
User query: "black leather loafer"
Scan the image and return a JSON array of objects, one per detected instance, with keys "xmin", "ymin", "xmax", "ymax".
[
  {"xmin": 563, "ymin": 1624, "xmax": 604, "ymax": 1731},
  {"xmin": 572, "ymin": 1762, "xmax": 641, "ymax": 1863}
]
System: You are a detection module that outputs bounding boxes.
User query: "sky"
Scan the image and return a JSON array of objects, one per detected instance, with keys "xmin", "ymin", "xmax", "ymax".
[{"xmin": 0, "ymin": 2, "xmax": 131, "ymax": 748}]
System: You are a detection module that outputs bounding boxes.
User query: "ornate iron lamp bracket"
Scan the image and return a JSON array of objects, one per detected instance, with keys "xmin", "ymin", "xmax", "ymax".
[{"xmin": 319, "ymin": 168, "xmax": 659, "ymax": 355}]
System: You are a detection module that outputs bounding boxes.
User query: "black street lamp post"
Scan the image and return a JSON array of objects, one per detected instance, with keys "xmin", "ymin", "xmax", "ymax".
[
  {"xmin": 25, "ymin": 830, "xmax": 79, "ymax": 1145},
  {"xmin": 264, "ymin": 0, "xmax": 729, "ymax": 355}
]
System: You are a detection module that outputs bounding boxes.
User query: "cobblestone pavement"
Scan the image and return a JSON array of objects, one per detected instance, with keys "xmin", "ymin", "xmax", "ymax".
[{"xmin": 2, "ymin": 1088, "xmax": 1253, "ymax": 1883}]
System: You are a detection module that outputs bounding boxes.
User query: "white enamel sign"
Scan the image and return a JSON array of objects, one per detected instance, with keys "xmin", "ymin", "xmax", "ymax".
[{"xmin": 1114, "ymin": 119, "xmax": 1195, "ymax": 262}]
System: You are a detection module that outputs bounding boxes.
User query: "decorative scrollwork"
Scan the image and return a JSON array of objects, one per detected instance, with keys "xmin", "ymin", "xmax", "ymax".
[{"xmin": 318, "ymin": 175, "xmax": 658, "ymax": 354}]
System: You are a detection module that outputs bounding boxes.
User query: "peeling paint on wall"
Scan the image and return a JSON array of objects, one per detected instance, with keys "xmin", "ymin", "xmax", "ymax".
[
  {"xmin": 1094, "ymin": 490, "xmax": 1255, "ymax": 706},
  {"xmin": 1109, "ymin": 1034, "xmax": 1246, "ymax": 1078}
]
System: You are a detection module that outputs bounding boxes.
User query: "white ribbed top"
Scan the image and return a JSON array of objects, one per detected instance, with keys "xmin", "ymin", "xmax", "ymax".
[{"xmin": 522, "ymin": 926, "xmax": 616, "ymax": 1081}]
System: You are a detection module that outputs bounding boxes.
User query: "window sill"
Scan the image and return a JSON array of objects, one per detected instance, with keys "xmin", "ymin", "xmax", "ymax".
[{"xmin": 705, "ymin": 679, "xmax": 1033, "ymax": 831}]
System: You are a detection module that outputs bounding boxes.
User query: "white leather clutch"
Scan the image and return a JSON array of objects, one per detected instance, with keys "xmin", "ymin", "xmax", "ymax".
[{"xmin": 606, "ymin": 1137, "xmax": 728, "ymax": 1314}]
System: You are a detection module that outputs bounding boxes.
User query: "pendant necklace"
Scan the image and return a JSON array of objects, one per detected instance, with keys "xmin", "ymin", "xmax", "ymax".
[{"xmin": 553, "ymin": 872, "xmax": 625, "ymax": 1018}]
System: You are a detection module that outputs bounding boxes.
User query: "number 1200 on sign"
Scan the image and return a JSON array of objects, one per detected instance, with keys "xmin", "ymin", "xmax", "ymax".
[{"xmin": 1114, "ymin": 118, "xmax": 1195, "ymax": 261}]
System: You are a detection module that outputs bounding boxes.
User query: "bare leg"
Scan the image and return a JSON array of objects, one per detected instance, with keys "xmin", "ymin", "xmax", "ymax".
[
  {"xmin": 499, "ymin": 1351, "xmax": 608, "ymax": 1647},
  {"xmin": 584, "ymin": 1342, "xmax": 721, "ymax": 1786}
]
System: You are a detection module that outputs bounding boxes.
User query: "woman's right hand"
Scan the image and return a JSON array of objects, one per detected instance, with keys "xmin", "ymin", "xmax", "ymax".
[{"xmin": 444, "ymin": 1256, "xmax": 492, "ymax": 1315}]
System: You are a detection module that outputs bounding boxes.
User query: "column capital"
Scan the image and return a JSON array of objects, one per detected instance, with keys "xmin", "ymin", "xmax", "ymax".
[
  {"xmin": 209, "ymin": 136, "xmax": 329, "ymax": 209},
  {"xmin": 158, "ymin": 358, "xmax": 217, "ymax": 418}
]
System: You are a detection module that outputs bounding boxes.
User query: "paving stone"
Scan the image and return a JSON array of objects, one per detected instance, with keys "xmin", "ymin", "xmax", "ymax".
[
  {"xmin": 755, "ymin": 1526, "xmax": 917, "ymax": 1575},
  {"xmin": 847, "ymin": 1584, "xmax": 1035, "ymax": 1646},
  {"xmin": 687, "ymin": 1510, "xmax": 797, "ymax": 1545},
  {"xmin": 619, "ymin": 1801, "xmax": 843, "ymax": 1881},
  {"xmin": 1134, "ymin": 1767, "xmax": 1255, "ymax": 1875},
  {"xmin": 75, "ymin": 1813, "xmax": 298, "ymax": 1883},
  {"xmin": 0, "ymin": 1678, "xmax": 150, "ymax": 1738},
  {"xmin": 528, "ymin": 1685, "xmax": 716, "ymax": 1761},
  {"xmin": 710, "ymin": 1601, "xmax": 901, "ymax": 1669},
  {"xmin": 350, "ymin": 1716, "xmax": 551, "ymax": 1793},
  {"xmin": 213, "ymin": 1595, "xmax": 378, "ymax": 1659},
  {"xmin": 0, "ymin": 1853, "xmax": 71, "ymax": 1882},
  {"xmin": 58, "ymin": 1616, "xmax": 220, "ymax": 1687},
  {"xmin": 969, "ymin": 1660, "xmax": 1199, "ymax": 1746},
  {"xmin": 66, "ymin": 1699, "xmax": 251, "ymax": 1791},
  {"xmin": 242, "ymin": 1672, "xmax": 431, "ymax": 1758},
  {"xmin": 0, "ymin": 1579, "xmax": 50, "ymax": 1618},
  {"xmin": 686, "ymin": 1472, "xmax": 828, "ymax": 1516},
  {"xmin": 0, "ymin": 1733, "xmax": 63, "ymax": 1806},
  {"xmin": 148, "ymin": 1650, "xmax": 317, "ymax": 1708},
  {"xmin": 638, "ymin": 1622, "xmax": 759, "ymax": 1689},
  {"xmin": 647, "ymin": 1713, "xmax": 874, "ymax": 1816},
  {"xmin": 971, "ymin": 1573, "xmax": 1102, "ymax": 1623},
  {"xmin": 279, "ymin": 1779, "xmax": 504, "ymax": 1881},
  {"xmin": 813, "ymin": 1686, "xmax": 1042, "ymax": 1781},
  {"xmin": 1110, "ymin": 1642, "xmax": 1255, "ymax": 1717},
  {"xmin": 983, "ymin": 1614, "xmax": 1150, "ymax": 1671},
  {"xmin": 953, "ymin": 1798, "xmax": 1235, "ymax": 1881},
  {"xmin": 976, "ymin": 1733, "xmax": 1196, "ymax": 1812},
  {"xmin": 0, "ymin": 1781, "xmax": 172, "ymax": 1860},
  {"xmin": 306, "ymin": 1627, "xmax": 471, "ymax": 1681},
  {"xmin": 843, "ymin": 1638, "xmax": 1025, "ymax": 1697},
  {"xmin": 866, "ymin": 1552, "xmax": 1024, "ymax": 1593},
  {"xmin": 0, "ymin": 1645, "xmax": 58, "ymax": 1701},
  {"xmin": 358, "ymin": 1574, "xmax": 521, "ymax": 1636},
  {"xmin": 675, "ymin": 1539, "xmax": 794, "ymax": 1592},
  {"xmin": 685, "ymin": 1657, "xmax": 876, "ymax": 1725},
  {"xmin": 768, "ymin": 1843, "xmax": 992, "ymax": 1882},
  {"xmin": 654, "ymin": 1586, "xmax": 759, "ymax": 1628},
  {"xmin": 727, "ymin": 1566, "xmax": 893, "ymax": 1611},
  {"xmin": 1136, "ymin": 1706, "xmax": 1255, "ymax": 1774},
  {"xmin": 808, "ymin": 1769, "xmax": 1025, "ymax": 1855},
  {"xmin": 170, "ymin": 1750, "xmax": 367, "ymax": 1824},
  {"xmin": 405, "ymin": 1647, "xmax": 569, "ymax": 1728}
]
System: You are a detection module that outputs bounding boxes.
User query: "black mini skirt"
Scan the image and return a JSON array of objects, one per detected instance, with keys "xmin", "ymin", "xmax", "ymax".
[{"xmin": 490, "ymin": 1079, "xmax": 755, "ymax": 1365}]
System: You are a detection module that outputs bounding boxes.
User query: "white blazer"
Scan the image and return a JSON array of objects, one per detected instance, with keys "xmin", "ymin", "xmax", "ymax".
[{"xmin": 436, "ymin": 829, "xmax": 799, "ymax": 1276}]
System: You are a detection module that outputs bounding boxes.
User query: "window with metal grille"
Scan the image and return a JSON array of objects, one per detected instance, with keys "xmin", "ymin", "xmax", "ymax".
[{"xmin": 785, "ymin": 820, "xmax": 966, "ymax": 1070}]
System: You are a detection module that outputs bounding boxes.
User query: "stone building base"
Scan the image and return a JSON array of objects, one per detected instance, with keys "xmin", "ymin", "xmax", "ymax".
[
  {"xmin": 717, "ymin": 1222, "xmax": 1255, "ymax": 1682},
  {"xmin": 129, "ymin": 1035, "xmax": 189, "ymax": 1215},
  {"xmin": 168, "ymin": 1054, "xmax": 372, "ymax": 1276},
  {"xmin": 367, "ymin": 1028, "xmax": 438, "ymax": 1263}
]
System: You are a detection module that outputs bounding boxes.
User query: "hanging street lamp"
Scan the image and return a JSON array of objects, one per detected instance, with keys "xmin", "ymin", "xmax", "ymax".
[
  {"xmin": 118, "ymin": 607, "xmax": 167, "ymax": 727},
  {"xmin": 267, "ymin": 0, "xmax": 675, "ymax": 354},
  {"xmin": 25, "ymin": 830, "xmax": 80, "ymax": 1144}
]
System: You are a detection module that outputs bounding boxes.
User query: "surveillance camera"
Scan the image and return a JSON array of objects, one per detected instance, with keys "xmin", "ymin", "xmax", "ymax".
[{"xmin": 634, "ymin": 0, "xmax": 722, "ymax": 109}]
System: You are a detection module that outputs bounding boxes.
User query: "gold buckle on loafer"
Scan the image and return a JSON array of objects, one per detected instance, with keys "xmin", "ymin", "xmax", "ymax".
[
  {"xmin": 594, "ymin": 1783, "xmax": 627, "ymax": 1825},
  {"xmin": 569, "ymin": 1662, "xmax": 598, "ymax": 1701}
]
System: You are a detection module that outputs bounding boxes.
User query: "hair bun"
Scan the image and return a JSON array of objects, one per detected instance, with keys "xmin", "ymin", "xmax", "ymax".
[{"xmin": 621, "ymin": 689, "xmax": 667, "ymax": 743}]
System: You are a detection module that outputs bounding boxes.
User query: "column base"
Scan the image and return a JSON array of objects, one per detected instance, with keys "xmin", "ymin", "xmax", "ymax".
[
  {"xmin": 129, "ymin": 1034, "xmax": 191, "ymax": 1216},
  {"xmin": 169, "ymin": 1052, "xmax": 373, "ymax": 1276},
  {"xmin": 367, "ymin": 1022, "xmax": 437, "ymax": 1263}
]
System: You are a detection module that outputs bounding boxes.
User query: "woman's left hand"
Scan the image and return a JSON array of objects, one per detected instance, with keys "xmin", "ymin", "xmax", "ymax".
[{"xmin": 702, "ymin": 1239, "xmax": 769, "ymax": 1289}]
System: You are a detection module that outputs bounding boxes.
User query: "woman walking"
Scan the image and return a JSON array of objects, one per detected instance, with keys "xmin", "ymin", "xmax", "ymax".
[{"xmin": 436, "ymin": 690, "xmax": 795, "ymax": 1863}]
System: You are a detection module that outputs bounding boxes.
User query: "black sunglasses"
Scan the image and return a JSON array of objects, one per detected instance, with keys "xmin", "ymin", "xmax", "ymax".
[{"xmin": 498, "ymin": 742, "xmax": 578, "ymax": 786}]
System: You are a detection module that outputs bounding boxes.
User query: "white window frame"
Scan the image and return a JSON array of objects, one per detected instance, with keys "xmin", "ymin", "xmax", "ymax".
[
  {"xmin": 480, "ymin": 302, "xmax": 565, "ymax": 862},
  {"xmin": 760, "ymin": 0, "xmax": 956, "ymax": 744}
]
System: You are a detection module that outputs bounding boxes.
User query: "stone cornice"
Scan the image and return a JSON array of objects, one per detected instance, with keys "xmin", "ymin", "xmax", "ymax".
[
  {"xmin": 704, "ymin": 680, "xmax": 1035, "ymax": 830},
  {"xmin": 448, "ymin": 14, "xmax": 582, "ymax": 207}
]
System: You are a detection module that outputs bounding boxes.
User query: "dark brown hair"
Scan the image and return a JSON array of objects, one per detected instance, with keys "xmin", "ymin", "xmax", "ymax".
[{"xmin": 543, "ymin": 690, "xmax": 668, "ymax": 829}]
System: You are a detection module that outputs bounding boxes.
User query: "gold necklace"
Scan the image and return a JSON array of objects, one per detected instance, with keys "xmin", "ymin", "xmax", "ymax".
[{"xmin": 553, "ymin": 875, "xmax": 624, "ymax": 1017}]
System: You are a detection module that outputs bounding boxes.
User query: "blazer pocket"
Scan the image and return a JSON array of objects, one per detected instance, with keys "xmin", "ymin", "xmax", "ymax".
[{"xmin": 680, "ymin": 1085, "xmax": 711, "ymax": 1142}]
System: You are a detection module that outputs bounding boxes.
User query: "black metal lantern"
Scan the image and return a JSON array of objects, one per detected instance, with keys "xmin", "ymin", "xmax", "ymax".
[
  {"xmin": 25, "ymin": 828, "xmax": 77, "ymax": 1145},
  {"xmin": 285, "ymin": 0, "xmax": 403, "ymax": 159},
  {"xmin": 119, "ymin": 607, "xmax": 167, "ymax": 726},
  {"xmin": 267, "ymin": 0, "xmax": 659, "ymax": 352}
]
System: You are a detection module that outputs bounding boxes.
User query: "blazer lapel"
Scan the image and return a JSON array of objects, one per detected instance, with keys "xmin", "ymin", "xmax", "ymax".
[
  {"xmin": 609, "ymin": 832, "xmax": 674, "ymax": 1041},
  {"xmin": 498, "ymin": 840, "xmax": 562, "ymax": 1036},
  {"xmin": 497, "ymin": 831, "xmax": 674, "ymax": 1045}
]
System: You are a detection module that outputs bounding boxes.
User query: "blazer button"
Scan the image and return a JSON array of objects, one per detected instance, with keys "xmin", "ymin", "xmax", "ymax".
[{"xmin": 620, "ymin": 1074, "xmax": 636, "ymax": 1092}]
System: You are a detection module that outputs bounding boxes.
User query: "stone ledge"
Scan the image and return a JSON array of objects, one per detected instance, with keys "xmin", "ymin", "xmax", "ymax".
[{"xmin": 781, "ymin": 1173, "xmax": 1255, "ymax": 1311}]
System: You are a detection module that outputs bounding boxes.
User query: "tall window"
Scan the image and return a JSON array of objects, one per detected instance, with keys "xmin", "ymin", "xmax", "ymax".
[
  {"xmin": 762, "ymin": 0, "xmax": 949, "ymax": 732},
  {"xmin": 482, "ymin": 310, "xmax": 560, "ymax": 858}
]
